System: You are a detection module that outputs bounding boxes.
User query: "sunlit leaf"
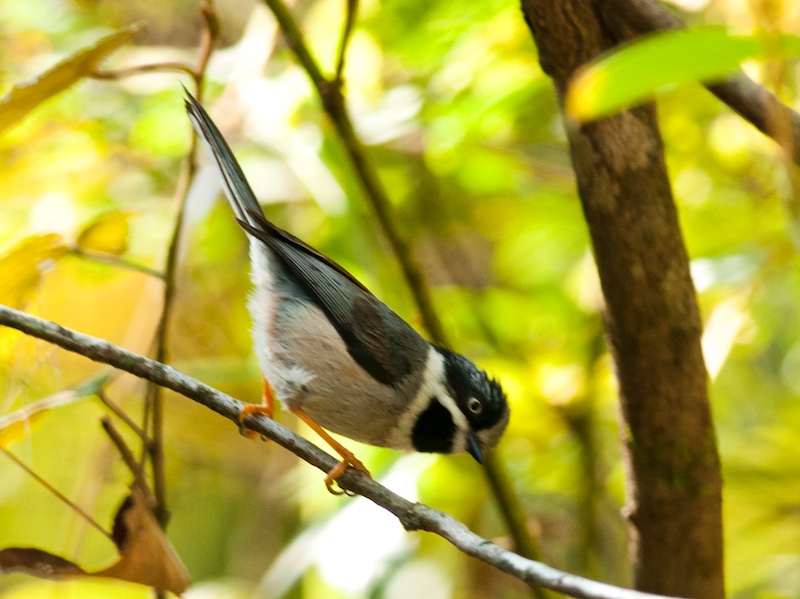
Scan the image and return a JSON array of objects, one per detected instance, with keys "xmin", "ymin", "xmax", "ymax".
[
  {"xmin": 566, "ymin": 27, "xmax": 800, "ymax": 121},
  {"xmin": 0, "ymin": 25, "xmax": 141, "ymax": 136},
  {"xmin": 0, "ymin": 414, "xmax": 45, "ymax": 448},
  {"xmin": 0, "ymin": 578, "xmax": 153, "ymax": 598},
  {"xmin": 76, "ymin": 212, "xmax": 133, "ymax": 256},
  {"xmin": 0, "ymin": 490, "xmax": 190, "ymax": 595},
  {"xmin": 0, "ymin": 234, "xmax": 68, "ymax": 308},
  {"xmin": 0, "ymin": 373, "xmax": 112, "ymax": 447}
]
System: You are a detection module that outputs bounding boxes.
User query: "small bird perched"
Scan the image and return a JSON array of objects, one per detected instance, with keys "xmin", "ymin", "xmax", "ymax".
[{"xmin": 185, "ymin": 92, "xmax": 509, "ymax": 493}]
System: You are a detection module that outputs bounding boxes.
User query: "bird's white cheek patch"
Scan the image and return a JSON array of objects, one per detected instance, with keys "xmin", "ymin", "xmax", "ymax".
[{"xmin": 387, "ymin": 347, "xmax": 468, "ymax": 452}]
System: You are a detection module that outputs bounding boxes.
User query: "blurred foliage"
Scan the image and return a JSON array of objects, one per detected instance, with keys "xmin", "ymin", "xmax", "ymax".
[
  {"xmin": 1, "ymin": 0, "xmax": 799, "ymax": 598},
  {"xmin": 566, "ymin": 26, "xmax": 800, "ymax": 121}
]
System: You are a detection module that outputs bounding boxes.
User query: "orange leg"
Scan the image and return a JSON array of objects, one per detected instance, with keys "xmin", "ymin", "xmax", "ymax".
[
  {"xmin": 290, "ymin": 406, "xmax": 372, "ymax": 495},
  {"xmin": 239, "ymin": 376, "xmax": 276, "ymax": 439}
]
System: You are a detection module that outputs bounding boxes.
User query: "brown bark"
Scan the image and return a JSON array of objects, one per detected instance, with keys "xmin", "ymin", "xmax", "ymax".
[{"xmin": 519, "ymin": 2, "xmax": 724, "ymax": 598}]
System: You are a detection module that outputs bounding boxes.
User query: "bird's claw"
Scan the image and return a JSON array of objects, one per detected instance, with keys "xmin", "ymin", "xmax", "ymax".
[
  {"xmin": 324, "ymin": 455, "xmax": 371, "ymax": 496},
  {"xmin": 238, "ymin": 403, "xmax": 274, "ymax": 441},
  {"xmin": 239, "ymin": 377, "xmax": 277, "ymax": 440}
]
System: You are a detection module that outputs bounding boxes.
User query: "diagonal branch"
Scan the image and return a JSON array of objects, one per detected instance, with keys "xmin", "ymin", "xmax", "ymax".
[
  {"xmin": 145, "ymin": 0, "xmax": 220, "ymax": 527},
  {"xmin": 0, "ymin": 304, "xmax": 680, "ymax": 599}
]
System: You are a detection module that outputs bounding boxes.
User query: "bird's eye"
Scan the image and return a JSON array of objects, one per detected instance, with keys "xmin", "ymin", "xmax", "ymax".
[{"xmin": 467, "ymin": 397, "xmax": 483, "ymax": 415}]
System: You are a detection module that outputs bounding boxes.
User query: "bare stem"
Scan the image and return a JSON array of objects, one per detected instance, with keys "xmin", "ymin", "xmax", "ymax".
[
  {"xmin": 260, "ymin": 0, "xmax": 448, "ymax": 346},
  {"xmin": 334, "ymin": 0, "xmax": 359, "ymax": 81},
  {"xmin": 93, "ymin": 62, "xmax": 196, "ymax": 80},
  {"xmin": 96, "ymin": 389, "xmax": 150, "ymax": 442},
  {"xmin": 101, "ymin": 417, "xmax": 153, "ymax": 501},
  {"xmin": 1, "ymin": 446, "xmax": 114, "ymax": 543},
  {"xmin": 70, "ymin": 248, "xmax": 165, "ymax": 280},
  {"xmin": 144, "ymin": 0, "xmax": 220, "ymax": 528}
]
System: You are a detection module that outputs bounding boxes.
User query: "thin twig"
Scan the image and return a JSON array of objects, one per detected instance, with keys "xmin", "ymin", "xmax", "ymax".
[
  {"xmin": 483, "ymin": 451, "xmax": 544, "ymax": 563},
  {"xmin": 101, "ymin": 417, "xmax": 152, "ymax": 501},
  {"xmin": 1, "ymin": 446, "xmax": 115, "ymax": 543},
  {"xmin": 96, "ymin": 389, "xmax": 150, "ymax": 442},
  {"xmin": 261, "ymin": 0, "xmax": 449, "ymax": 346},
  {"xmin": 0, "ymin": 305, "xmax": 683, "ymax": 599},
  {"xmin": 196, "ymin": 0, "xmax": 220, "ymax": 83},
  {"xmin": 144, "ymin": 0, "xmax": 220, "ymax": 527},
  {"xmin": 0, "ymin": 371, "xmax": 114, "ymax": 436},
  {"xmin": 92, "ymin": 62, "xmax": 197, "ymax": 80},
  {"xmin": 483, "ymin": 451, "xmax": 553, "ymax": 599},
  {"xmin": 70, "ymin": 248, "xmax": 165, "ymax": 280},
  {"xmin": 334, "ymin": 0, "xmax": 359, "ymax": 81}
]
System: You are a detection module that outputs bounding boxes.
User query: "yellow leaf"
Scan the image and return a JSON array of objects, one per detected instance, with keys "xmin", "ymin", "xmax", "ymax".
[
  {"xmin": 0, "ymin": 373, "xmax": 113, "ymax": 447},
  {"xmin": 0, "ymin": 386, "xmax": 98, "ymax": 447},
  {"xmin": 0, "ymin": 234, "xmax": 68, "ymax": 308},
  {"xmin": 0, "ymin": 25, "xmax": 141, "ymax": 136},
  {"xmin": 76, "ymin": 212, "xmax": 133, "ymax": 256}
]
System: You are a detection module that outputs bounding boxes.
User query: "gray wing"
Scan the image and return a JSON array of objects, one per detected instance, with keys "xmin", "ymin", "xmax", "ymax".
[{"xmin": 185, "ymin": 91, "xmax": 428, "ymax": 385}]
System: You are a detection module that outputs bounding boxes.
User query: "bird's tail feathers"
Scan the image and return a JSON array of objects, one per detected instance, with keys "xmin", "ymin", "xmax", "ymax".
[{"xmin": 184, "ymin": 90, "xmax": 267, "ymax": 232}]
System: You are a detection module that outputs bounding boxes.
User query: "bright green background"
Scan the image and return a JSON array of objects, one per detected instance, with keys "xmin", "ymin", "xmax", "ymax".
[{"xmin": 1, "ymin": 0, "xmax": 799, "ymax": 597}]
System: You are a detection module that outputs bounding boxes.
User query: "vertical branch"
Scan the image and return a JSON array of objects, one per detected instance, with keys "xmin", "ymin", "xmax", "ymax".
[
  {"xmin": 521, "ymin": 2, "xmax": 724, "ymax": 598},
  {"xmin": 145, "ymin": 0, "xmax": 220, "ymax": 527},
  {"xmin": 558, "ymin": 324, "xmax": 606, "ymax": 576},
  {"xmin": 258, "ymin": 0, "xmax": 540, "ymax": 577},
  {"xmin": 482, "ymin": 451, "xmax": 553, "ymax": 599},
  {"xmin": 334, "ymin": 0, "xmax": 358, "ymax": 81},
  {"xmin": 260, "ymin": 0, "xmax": 448, "ymax": 347}
]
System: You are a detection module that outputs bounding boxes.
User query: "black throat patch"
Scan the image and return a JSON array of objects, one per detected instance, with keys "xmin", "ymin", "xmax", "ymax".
[{"xmin": 412, "ymin": 398, "xmax": 456, "ymax": 454}]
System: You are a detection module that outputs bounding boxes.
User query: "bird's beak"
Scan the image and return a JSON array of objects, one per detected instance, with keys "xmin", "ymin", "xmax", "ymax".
[{"xmin": 466, "ymin": 431, "xmax": 484, "ymax": 464}]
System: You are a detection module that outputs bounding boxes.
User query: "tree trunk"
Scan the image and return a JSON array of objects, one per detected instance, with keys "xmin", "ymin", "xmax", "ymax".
[{"xmin": 519, "ymin": 2, "xmax": 725, "ymax": 598}]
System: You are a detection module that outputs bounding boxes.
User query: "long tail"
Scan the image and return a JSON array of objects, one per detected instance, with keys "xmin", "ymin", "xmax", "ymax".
[
  {"xmin": 184, "ymin": 89, "xmax": 375, "ymax": 297},
  {"xmin": 184, "ymin": 90, "xmax": 267, "ymax": 232}
]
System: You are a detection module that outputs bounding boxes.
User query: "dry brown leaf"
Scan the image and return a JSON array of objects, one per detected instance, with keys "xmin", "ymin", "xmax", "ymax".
[
  {"xmin": 0, "ymin": 490, "xmax": 190, "ymax": 595},
  {"xmin": 0, "ymin": 547, "xmax": 85, "ymax": 577},
  {"xmin": 98, "ymin": 490, "xmax": 190, "ymax": 594}
]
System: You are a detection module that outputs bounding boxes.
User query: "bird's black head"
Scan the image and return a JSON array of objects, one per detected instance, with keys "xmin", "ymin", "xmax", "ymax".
[
  {"xmin": 438, "ymin": 346, "xmax": 509, "ymax": 461},
  {"xmin": 409, "ymin": 346, "xmax": 509, "ymax": 462}
]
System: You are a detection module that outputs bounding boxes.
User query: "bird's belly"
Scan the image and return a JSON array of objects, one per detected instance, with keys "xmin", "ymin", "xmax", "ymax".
[{"xmin": 253, "ymin": 296, "xmax": 411, "ymax": 449}]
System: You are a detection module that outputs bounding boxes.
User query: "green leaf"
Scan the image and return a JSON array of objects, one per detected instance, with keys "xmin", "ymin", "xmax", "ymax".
[
  {"xmin": 566, "ymin": 27, "xmax": 800, "ymax": 122},
  {"xmin": 0, "ymin": 25, "xmax": 141, "ymax": 136}
]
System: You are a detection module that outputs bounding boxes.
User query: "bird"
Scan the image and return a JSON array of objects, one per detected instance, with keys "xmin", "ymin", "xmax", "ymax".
[{"xmin": 185, "ymin": 91, "xmax": 509, "ymax": 494}]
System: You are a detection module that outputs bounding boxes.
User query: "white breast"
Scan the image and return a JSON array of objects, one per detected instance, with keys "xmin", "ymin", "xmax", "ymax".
[{"xmin": 246, "ymin": 240, "xmax": 422, "ymax": 448}]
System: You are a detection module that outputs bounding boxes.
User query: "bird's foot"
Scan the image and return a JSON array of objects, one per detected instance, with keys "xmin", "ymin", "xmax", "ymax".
[
  {"xmin": 238, "ymin": 376, "xmax": 276, "ymax": 440},
  {"xmin": 290, "ymin": 405, "xmax": 372, "ymax": 495},
  {"xmin": 324, "ymin": 451, "xmax": 372, "ymax": 496}
]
